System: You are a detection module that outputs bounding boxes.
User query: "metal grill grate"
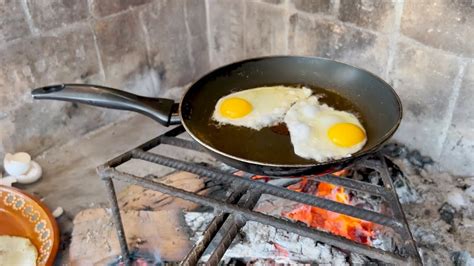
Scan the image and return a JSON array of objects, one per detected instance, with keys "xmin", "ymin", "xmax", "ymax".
[{"xmin": 97, "ymin": 126, "xmax": 422, "ymax": 265}]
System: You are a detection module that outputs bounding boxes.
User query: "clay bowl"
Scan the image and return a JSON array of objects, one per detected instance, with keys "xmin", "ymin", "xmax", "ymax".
[{"xmin": 0, "ymin": 185, "xmax": 59, "ymax": 265}]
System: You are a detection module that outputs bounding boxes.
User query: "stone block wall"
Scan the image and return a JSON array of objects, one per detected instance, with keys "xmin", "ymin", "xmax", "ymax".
[
  {"xmin": 0, "ymin": 0, "xmax": 209, "ymax": 157},
  {"xmin": 0, "ymin": 0, "xmax": 472, "ymax": 176},
  {"xmin": 207, "ymin": 0, "xmax": 474, "ymax": 176}
]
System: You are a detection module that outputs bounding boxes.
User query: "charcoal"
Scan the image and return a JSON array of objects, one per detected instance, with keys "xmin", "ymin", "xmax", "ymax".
[
  {"xmin": 414, "ymin": 228, "xmax": 437, "ymax": 248},
  {"xmin": 439, "ymin": 203, "xmax": 456, "ymax": 224},
  {"xmin": 451, "ymin": 251, "xmax": 474, "ymax": 266},
  {"xmin": 368, "ymin": 171, "xmax": 381, "ymax": 185},
  {"xmin": 421, "ymin": 156, "xmax": 434, "ymax": 165},
  {"xmin": 406, "ymin": 150, "xmax": 434, "ymax": 169},
  {"xmin": 107, "ymin": 250, "xmax": 163, "ymax": 266},
  {"xmin": 394, "ymin": 176, "xmax": 420, "ymax": 204},
  {"xmin": 393, "ymin": 177, "xmax": 405, "ymax": 188},
  {"xmin": 385, "ymin": 158, "xmax": 404, "ymax": 182},
  {"xmin": 407, "ymin": 150, "xmax": 425, "ymax": 168},
  {"xmin": 351, "ymin": 171, "xmax": 364, "ymax": 181},
  {"xmin": 382, "ymin": 143, "xmax": 408, "ymax": 158},
  {"xmin": 223, "ymin": 258, "xmax": 246, "ymax": 265},
  {"xmin": 382, "ymin": 144, "xmax": 433, "ymax": 169}
]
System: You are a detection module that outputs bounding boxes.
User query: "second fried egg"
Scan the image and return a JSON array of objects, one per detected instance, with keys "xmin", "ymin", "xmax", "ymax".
[
  {"xmin": 284, "ymin": 96, "xmax": 367, "ymax": 162},
  {"xmin": 212, "ymin": 86, "xmax": 312, "ymax": 130}
]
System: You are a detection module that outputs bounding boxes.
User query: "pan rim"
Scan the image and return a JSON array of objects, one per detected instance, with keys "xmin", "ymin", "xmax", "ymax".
[{"xmin": 179, "ymin": 55, "xmax": 403, "ymax": 168}]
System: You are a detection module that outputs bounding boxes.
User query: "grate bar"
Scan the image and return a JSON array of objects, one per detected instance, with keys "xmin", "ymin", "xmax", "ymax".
[
  {"xmin": 103, "ymin": 177, "xmax": 131, "ymax": 266},
  {"xmin": 98, "ymin": 167, "xmax": 408, "ymax": 265},
  {"xmin": 355, "ymin": 159, "xmax": 383, "ymax": 174},
  {"xmin": 206, "ymin": 190, "xmax": 261, "ymax": 265},
  {"xmin": 206, "ymin": 215, "xmax": 246, "ymax": 266},
  {"xmin": 105, "ymin": 126, "xmax": 186, "ymax": 168},
  {"xmin": 309, "ymin": 174, "xmax": 390, "ymax": 198},
  {"xmin": 180, "ymin": 188, "xmax": 246, "ymax": 266},
  {"xmin": 131, "ymin": 149, "xmax": 404, "ymax": 231},
  {"xmin": 377, "ymin": 155, "xmax": 420, "ymax": 261},
  {"xmin": 378, "ymin": 156, "xmax": 402, "ymax": 220},
  {"xmin": 160, "ymin": 136, "xmax": 206, "ymax": 151}
]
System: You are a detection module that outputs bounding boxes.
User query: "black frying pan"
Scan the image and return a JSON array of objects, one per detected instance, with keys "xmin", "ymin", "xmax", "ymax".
[{"xmin": 31, "ymin": 56, "xmax": 402, "ymax": 176}]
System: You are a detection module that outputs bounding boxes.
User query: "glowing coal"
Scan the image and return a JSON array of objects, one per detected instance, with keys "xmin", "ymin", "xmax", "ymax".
[{"xmin": 283, "ymin": 174, "xmax": 374, "ymax": 245}]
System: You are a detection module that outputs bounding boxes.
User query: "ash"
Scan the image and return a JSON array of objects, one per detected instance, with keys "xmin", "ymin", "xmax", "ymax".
[
  {"xmin": 185, "ymin": 143, "xmax": 473, "ymax": 265},
  {"xmin": 184, "ymin": 212, "xmax": 358, "ymax": 265},
  {"xmin": 383, "ymin": 143, "xmax": 474, "ymax": 266}
]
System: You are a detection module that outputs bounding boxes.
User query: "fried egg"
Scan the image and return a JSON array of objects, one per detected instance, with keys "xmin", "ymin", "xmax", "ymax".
[
  {"xmin": 284, "ymin": 96, "xmax": 367, "ymax": 162},
  {"xmin": 212, "ymin": 86, "xmax": 312, "ymax": 130}
]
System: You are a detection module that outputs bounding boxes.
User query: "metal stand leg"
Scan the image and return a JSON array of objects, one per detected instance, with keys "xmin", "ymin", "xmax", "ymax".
[
  {"xmin": 103, "ymin": 177, "xmax": 131, "ymax": 266},
  {"xmin": 377, "ymin": 155, "xmax": 422, "ymax": 264}
]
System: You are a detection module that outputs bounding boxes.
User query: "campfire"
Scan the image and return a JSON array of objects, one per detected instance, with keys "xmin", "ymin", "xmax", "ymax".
[
  {"xmin": 284, "ymin": 174, "xmax": 374, "ymax": 245},
  {"xmin": 239, "ymin": 170, "xmax": 376, "ymax": 246},
  {"xmin": 71, "ymin": 126, "xmax": 422, "ymax": 265}
]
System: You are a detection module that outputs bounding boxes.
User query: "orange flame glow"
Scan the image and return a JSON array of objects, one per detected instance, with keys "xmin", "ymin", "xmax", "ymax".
[{"xmin": 284, "ymin": 171, "xmax": 374, "ymax": 245}]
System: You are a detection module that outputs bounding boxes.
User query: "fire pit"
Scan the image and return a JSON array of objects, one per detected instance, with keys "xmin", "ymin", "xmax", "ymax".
[{"xmin": 96, "ymin": 125, "xmax": 422, "ymax": 265}]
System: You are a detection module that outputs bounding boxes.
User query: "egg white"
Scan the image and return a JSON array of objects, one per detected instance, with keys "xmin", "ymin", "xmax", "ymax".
[
  {"xmin": 212, "ymin": 86, "xmax": 312, "ymax": 130},
  {"xmin": 284, "ymin": 96, "xmax": 367, "ymax": 162}
]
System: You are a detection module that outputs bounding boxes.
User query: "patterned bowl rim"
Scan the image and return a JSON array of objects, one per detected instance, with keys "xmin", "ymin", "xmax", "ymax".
[{"xmin": 0, "ymin": 185, "xmax": 60, "ymax": 266}]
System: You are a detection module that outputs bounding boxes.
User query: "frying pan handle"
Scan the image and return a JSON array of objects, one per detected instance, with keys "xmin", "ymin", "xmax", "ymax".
[{"xmin": 31, "ymin": 84, "xmax": 181, "ymax": 126}]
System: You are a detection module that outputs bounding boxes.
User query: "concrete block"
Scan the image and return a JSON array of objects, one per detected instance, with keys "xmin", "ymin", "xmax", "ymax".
[
  {"xmin": 0, "ymin": 25, "xmax": 115, "ymax": 156},
  {"xmin": 89, "ymin": 0, "xmax": 153, "ymax": 18},
  {"xmin": 439, "ymin": 63, "xmax": 474, "ymax": 176},
  {"xmin": 207, "ymin": 0, "xmax": 245, "ymax": 68},
  {"xmin": 338, "ymin": 0, "xmax": 396, "ymax": 33},
  {"xmin": 26, "ymin": 0, "xmax": 89, "ymax": 32},
  {"xmin": 330, "ymin": 23, "xmax": 389, "ymax": 77},
  {"xmin": 0, "ymin": 25, "xmax": 101, "ymax": 111},
  {"xmin": 290, "ymin": 0, "xmax": 331, "ymax": 14},
  {"xmin": 184, "ymin": 0, "xmax": 210, "ymax": 78},
  {"xmin": 401, "ymin": 0, "xmax": 474, "ymax": 57},
  {"xmin": 0, "ymin": 0, "xmax": 30, "ymax": 43},
  {"xmin": 140, "ymin": 0, "xmax": 194, "ymax": 88},
  {"xmin": 93, "ymin": 11, "xmax": 151, "ymax": 93},
  {"xmin": 288, "ymin": 14, "xmax": 333, "ymax": 57},
  {"xmin": 245, "ymin": 1, "xmax": 287, "ymax": 57},
  {"xmin": 261, "ymin": 0, "xmax": 284, "ymax": 4},
  {"xmin": 0, "ymin": 100, "xmax": 119, "ymax": 158},
  {"xmin": 390, "ymin": 40, "xmax": 460, "ymax": 159},
  {"xmin": 288, "ymin": 14, "xmax": 389, "ymax": 77}
]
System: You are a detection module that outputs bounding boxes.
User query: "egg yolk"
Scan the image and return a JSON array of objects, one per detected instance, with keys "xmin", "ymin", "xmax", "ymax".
[
  {"xmin": 328, "ymin": 123, "xmax": 366, "ymax": 147},
  {"xmin": 219, "ymin": 97, "xmax": 253, "ymax": 118}
]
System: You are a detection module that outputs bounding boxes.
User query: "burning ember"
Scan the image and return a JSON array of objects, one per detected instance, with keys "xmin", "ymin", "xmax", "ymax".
[
  {"xmin": 283, "ymin": 171, "xmax": 374, "ymax": 245},
  {"xmin": 270, "ymin": 241, "xmax": 290, "ymax": 257}
]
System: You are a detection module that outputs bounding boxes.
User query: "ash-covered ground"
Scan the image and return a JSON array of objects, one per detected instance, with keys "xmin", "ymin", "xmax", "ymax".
[
  {"xmin": 384, "ymin": 143, "xmax": 474, "ymax": 266},
  {"xmin": 184, "ymin": 143, "xmax": 473, "ymax": 265}
]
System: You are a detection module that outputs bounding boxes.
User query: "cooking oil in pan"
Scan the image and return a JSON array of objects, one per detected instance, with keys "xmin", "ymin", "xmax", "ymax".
[{"xmin": 210, "ymin": 85, "xmax": 365, "ymax": 164}]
